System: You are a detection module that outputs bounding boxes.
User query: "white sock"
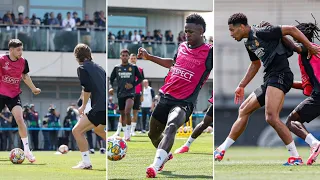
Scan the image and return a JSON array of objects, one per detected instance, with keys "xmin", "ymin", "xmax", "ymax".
[
  {"xmin": 305, "ymin": 133, "xmax": 319, "ymax": 147},
  {"xmin": 131, "ymin": 122, "xmax": 137, "ymax": 133},
  {"xmin": 184, "ymin": 137, "xmax": 195, "ymax": 147},
  {"xmin": 81, "ymin": 151, "xmax": 91, "ymax": 164},
  {"xmin": 126, "ymin": 125, "xmax": 132, "ymax": 138},
  {"xmin": 218, "ymin": 137, "xmax": 235, "ymax": 151},
  {"xmin": 21, "ymin": 137, "xmax": 30, "ymax": 153},
  {"xmin": 115, "ymin": 122, "xmax": 122, "ymax": 135},
  {"xmin": 122, "ymin": 126, "xmax": 127, "ymax": 137},
  {"xmin": 152, "ymin": 149, "xmax": 168, "ymax": 170},
  {"xmin": 286, "ymin": 141, "xmax": 299, "ymax": 157}
]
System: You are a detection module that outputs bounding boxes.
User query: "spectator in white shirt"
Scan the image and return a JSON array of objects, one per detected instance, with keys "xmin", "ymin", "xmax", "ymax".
[
  {"xmin": 141, "ymin": 79, "xmax": 155, "ymax": 133},
  {"xmin": 131, "ymin": 30, "xmax": 141, "ymax": 44},
  {"xmin": 62, "ymin": 12, "xmax": 75, "ymax": 31}
]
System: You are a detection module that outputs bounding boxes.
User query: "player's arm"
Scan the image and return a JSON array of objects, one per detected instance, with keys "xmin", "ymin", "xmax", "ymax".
[
  {"xmin": 140, "ymin": 69, "xmax": 145, "ymax": 95},
  {"xmin": 137, "ymin": 47, "xmax": 174, "ymax": 68},
  {"xmin": 281, "ymin": 25, "xmax": 320, "ymax": 55},
  {"xmin": 292, "ymin": 81, "xmax": 303, "ymax": 90},
  {"xmin": 109, "ymin": 67, "xmax": 117, "ymax": 89},
  {"xmin": 133, "ymin": 66, "xmax": 143, "ymax": 87},
  {"xmin": 239, "ymin": 48, "xmax": 261, "ymax": 88},
  {"xmin": 21, "ymin": 60, "xmax": 41, "ymax": 94},
  {"xmin": 77, "ymin": 67, "xmax": 92, "ymax": 107}
]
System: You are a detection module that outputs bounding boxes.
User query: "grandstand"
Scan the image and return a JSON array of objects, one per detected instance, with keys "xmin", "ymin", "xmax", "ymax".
[
  {"xmin": 0, "ymin": 0, "xmax": 106, "ymax": 151},
  {"xmin": 108, "ymin": 0, "xmax": 213, "ymax": 119}
]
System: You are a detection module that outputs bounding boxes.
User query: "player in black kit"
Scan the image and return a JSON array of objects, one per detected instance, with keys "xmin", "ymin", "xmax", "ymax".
[
  {"xmin": 109, "ymin": 49, "xmax": 143, "ymax": 141},
  {"xmin": 72, "ymin": 43, "xmax": 106, "ymax": 170}
]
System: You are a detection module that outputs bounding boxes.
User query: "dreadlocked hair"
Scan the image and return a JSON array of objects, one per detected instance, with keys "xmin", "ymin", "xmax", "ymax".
[{"xmin": 295, "ymin": 13, "xmax": 320, "ymax": 42}]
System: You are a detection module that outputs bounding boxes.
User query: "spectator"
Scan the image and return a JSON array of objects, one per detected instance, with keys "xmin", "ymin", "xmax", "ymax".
[
  {"xmin": 23, "ymin": 17, "xmax": 30, "ymax": 25},
  {"xmin": 177, "ymin": 31, "xmax": 186, "ymax": 44},
  {"xmin": 62, "ymin": 12, "xmax": 75, "ymax": 31},
  {"xmin": 95, "ymin": 10, "xmax": 106, "ymax": 28},
  {"xmin": 48, "ymin": 12, "xmax": 60, "ymax": 26},
  {"xmin": 121, "ymin": 30, "xmax": 128, "ymax": 41},
  {"xmin": 46, "ymin": 106, "xmax": 60, "ymax": 150},
  {"xmin": 30, "ymin": 13, "xmax": 39, "ymax": 25},
  {"xmin": 141, "ymin": 79, "xmax": 155, "ymax": 133},
  {"xmin": 73, "ymin": 12, "xmax": 81, "ymax": 26},
  {"xmin": 139, "ymin": 30, "xmax": 145, "ymax": 41},
  {"xmin": 131, "ymin": 30, "xmax": 141, "ymax": 44},
  {"xmin": 56, "ymin": 13, "xmax": 63, "ymax": 26},
  {"xmin": 209, "ymin": 36, "xmax": 213, "ymax": 45},
  {"xmin": 16, "ymin": 13, "xmax": 24, "ymax": 24},
  {"xmin": 165, "ymin": 30, "xmax": 174, "ymax": 44},
  {"xmin": 80, "ymin": 14, "xmax": 94, "ymax": 45},
  {"xmin": 3, "ymin": 11, "xmax": 14, "ymax": 25},
  {"xmin": 154, "ymin": 29, "xmax": 163, "ymax": 44},
  {"xmin": 108, "ymin": 97, "xmax": 117, "ymax": 131}
]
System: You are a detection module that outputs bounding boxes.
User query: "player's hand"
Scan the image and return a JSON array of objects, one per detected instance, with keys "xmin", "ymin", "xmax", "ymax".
[
  {"xmin": 234, "ymin": 86, "xmax": 245, "ymax": 105},
  {"xmin": 78, "ymin": 105, "xmax": 85, "ymax": 115},
  {"xmin": 140, "ymin": 95, "xmax": 144, "ymax": 102},
  {"xmin": 32, "ymin": 88, "xmax": 41, "ymax": 95},
  {"xmin": 307, "ymin": 44, "xmax": 320, "ymax": 58},
  {"xmin": 109, "ymin": 88, "xmax": 114, "ymax": 95},
  {"xmin": 137, "ymin": 47, "xmax": 149, "ymax": 60},
  {"xmin": 125, "ymin": 83, "xmax": 133, "ymax": 89}
]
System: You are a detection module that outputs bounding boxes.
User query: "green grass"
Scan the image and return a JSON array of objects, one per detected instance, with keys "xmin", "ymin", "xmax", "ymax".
[
  {"xmin": 0, "ymin": 150, "xmax": 106, "ymax": 180},
  {"xmin": 107, "ymin": 132, "xmax": 213, "ymax": 180},
  {"xmin": 215, "ymin": 147, "xmax": 320, "ymax": 180}
]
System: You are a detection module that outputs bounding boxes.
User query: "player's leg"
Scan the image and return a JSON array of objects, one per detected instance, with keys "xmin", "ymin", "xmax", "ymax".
[
  {"xmin": 146, "ymin": 105, "xmax": 187, "ymax": 177},
  {"xmin": 115, "ymin": 97, "xmax": 125, "ymax": 137},
  {"xmin": 286, "ymin": 96, "xmax": 320, "ymax": 165},
  {"xmin": 86, "ymin": 130, "xmax": 94, "ymax": 154},
  {"xmin": 265, "ymin": 86, "xmax": 302, "ymax": 165},
  {"xmin": 124, "ymin": 97, "xmax": 134, "ymax": 140},
  {"xmin": 94, "ymin": 125, "xmax": 106, "ymax": 141},
  {"xmin": 215, "ymin": 90, "xmax": 261, "ymax": 161},
  {"xmin": 91, "ymin": 111, "xmax": 106, "ymax": 141},
  {"xmin": 9, "ymin": 96, "xmax": 35, "ymax": 163},
  {"xmin": 72, "ymin": 114, "xmax": 95, "ymax": 169},
  {"xmin": 131, "ymin": 94, "xmax": 140, "ymax": 136},
  {"xmin": 175, "ymin": 105, "xmax": 213, "ymax": 154}
]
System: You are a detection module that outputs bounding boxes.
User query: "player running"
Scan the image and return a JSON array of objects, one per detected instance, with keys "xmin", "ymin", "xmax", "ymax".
[
  {"xmin": 174, "ymin": 92, "xmax": 213, "ymax": 154},
  {"xmin": 138, "ymin": 13, "xmax": 213, "ymax": 178},
  {"xmin": 282, "ymin": 16, "xmax": 320, "ymax": 165},
  {"xmin": 109, "ymin": 49, "xmax": 143, "ymax": 141},
  {"xmin": 214, "ymin": 13, "xmax": 320, "ymax": 165},
  {"xmin": 72, "ymin": 43, "xmax": 106, "ymax": 169},
  {"xmin": 0, "ymin": 39, "xmax": 41, "ymax": 163}
]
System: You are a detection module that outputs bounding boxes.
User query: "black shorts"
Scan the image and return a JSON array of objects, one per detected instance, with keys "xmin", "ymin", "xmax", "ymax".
[
  {"xmin": 254, "ymin": 72, "xmax": 293, "ymax": 106},
  {"xmin": 294, "ymin": 92, "xmax": 320, "ymax": 123},
  {"xmin": 118, "ymin": 96, "xmax": 134, "ymax": 111},
  {"xmin": 206, "ymin": 105, "xmax": 213, "ymax": 118},
  {"xmin": 133, "ymin": 94, "xmax": 141, "ymax": 110},
  {"xmin": 0, "ymin": 95, "xmax": 22, "ymax": 111},
  {"xmin": 151, "ymin": 96, "xmax": 194, "ymax": 125},
  {"xmin": 86, "ymin": 109, "xmax": 106, "ymax": 127}
]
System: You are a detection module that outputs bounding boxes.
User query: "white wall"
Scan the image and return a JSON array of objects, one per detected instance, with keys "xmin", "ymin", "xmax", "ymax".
[
  {"xmin": 0, "ymin": 51, "xmax": 106, "ymax": 77},
  {"xmin": 107, "ymin": 59, "xmax": 213, "ymax": 79},
  {"xmin": 108, "ymin": 0, "xmax": 213, "ymax": 12}
]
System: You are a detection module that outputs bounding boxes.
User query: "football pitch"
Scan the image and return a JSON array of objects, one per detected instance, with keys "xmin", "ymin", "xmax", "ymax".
[
  {"xmin": 215, "ymin": 147, "xmax": 320, "ymax": 180},
  {"xmin": 107, "ymin": 132, "xmax": 213, "ymax": 180},
  {"xmin": 0, "ymin": 150, "xmax": 106, "ymax": 180}
]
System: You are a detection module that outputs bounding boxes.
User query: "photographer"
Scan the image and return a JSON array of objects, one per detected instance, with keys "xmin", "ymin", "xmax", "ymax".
[
  {"xmin": 64, "ymin": 105, "xmax": 79, "ymax": 150},
  {"xmin": 0, "ymin": 106, "xmax": 13, "ymax": 151},
  {"xmin": 44, "ymin": 106, "xmax": 60, "ymax": 150},
  {"xmin": 23, "ymin": 104, "xmax": 39, "ymax": 150}
]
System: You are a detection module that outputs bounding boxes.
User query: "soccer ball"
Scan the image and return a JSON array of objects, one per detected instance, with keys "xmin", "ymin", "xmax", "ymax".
[
  {"xmin": 9, "ymin": 148, "xmax": 25, "ymax": 164},
  {"xmin": 107, "ymin": 136, "xmax": 127, "ymax": 161},
  {"xmin": 58, "ymin": 145, "xmax": 69, "ymax": 154}
]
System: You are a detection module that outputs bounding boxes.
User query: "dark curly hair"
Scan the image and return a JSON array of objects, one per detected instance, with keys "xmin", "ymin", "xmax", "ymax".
[
  {"xmin": 186, "ymin": 13, "xmax": 206, "ymax": 32},
  {"xmin": 295, "ymin": 13, "xmax": 320, "ymax": 42},
  {"xmin": 228, "ymin": 13, "xmax": 248, "ymax": 26}
]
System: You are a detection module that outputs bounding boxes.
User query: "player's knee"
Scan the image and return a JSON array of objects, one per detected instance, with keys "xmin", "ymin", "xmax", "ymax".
[
  {"xmin": 148, "ymin": 131, "xmax": 155, "ymax": 140},
  {"xmin": 265, "ymin": 112, "xmax": 277, "ymax": 126},
  {"xmin": 72, "ymin": 127, "xmax": 80, "ymax": 137},
  {"xmin": 166, "ymin": 123, "xmax": 179, "ymax": 135},
  {"xmin": 238, "ymin": 106, "xmax": 251, "ymax": 118}
]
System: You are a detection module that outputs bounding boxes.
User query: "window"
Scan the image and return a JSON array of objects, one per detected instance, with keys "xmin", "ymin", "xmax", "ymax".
[
  {"xmin": 29, "ymin": 0, "xmax": 83, "ymax": 19},
  {"xmin": 108, "ymin": 15, "xmax": 147, "ymax": 37}
]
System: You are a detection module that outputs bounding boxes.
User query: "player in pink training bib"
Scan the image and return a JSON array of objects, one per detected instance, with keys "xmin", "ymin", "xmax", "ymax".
[
  {"xmin": 0, "ymin": 39, "xmax": 41, "ymax": 163},
  {"xmin": 138, "ymin": 14, "xmax": 213, "ymax": 178}
]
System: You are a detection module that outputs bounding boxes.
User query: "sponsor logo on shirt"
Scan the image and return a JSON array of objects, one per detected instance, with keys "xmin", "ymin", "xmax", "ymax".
[
  {"xmin": 2, "ymin": 75, "xmax": 20, "ymax": 84},
  {"xmin": 171, "ymin": 67, "xmax": 194, "ymax": 82},
  {"xmin": 2, "ymin": 62, "xmax": 11, "ymax": 71}
]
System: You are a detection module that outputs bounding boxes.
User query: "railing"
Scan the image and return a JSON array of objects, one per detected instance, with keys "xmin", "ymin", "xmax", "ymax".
[
  {"xmin": 0, "ymin": 24, "xmax": 106, "ymax": 53},
  {"xmin": 108, "ymin": 40, "xmax": 178, "ymax": 58}
]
